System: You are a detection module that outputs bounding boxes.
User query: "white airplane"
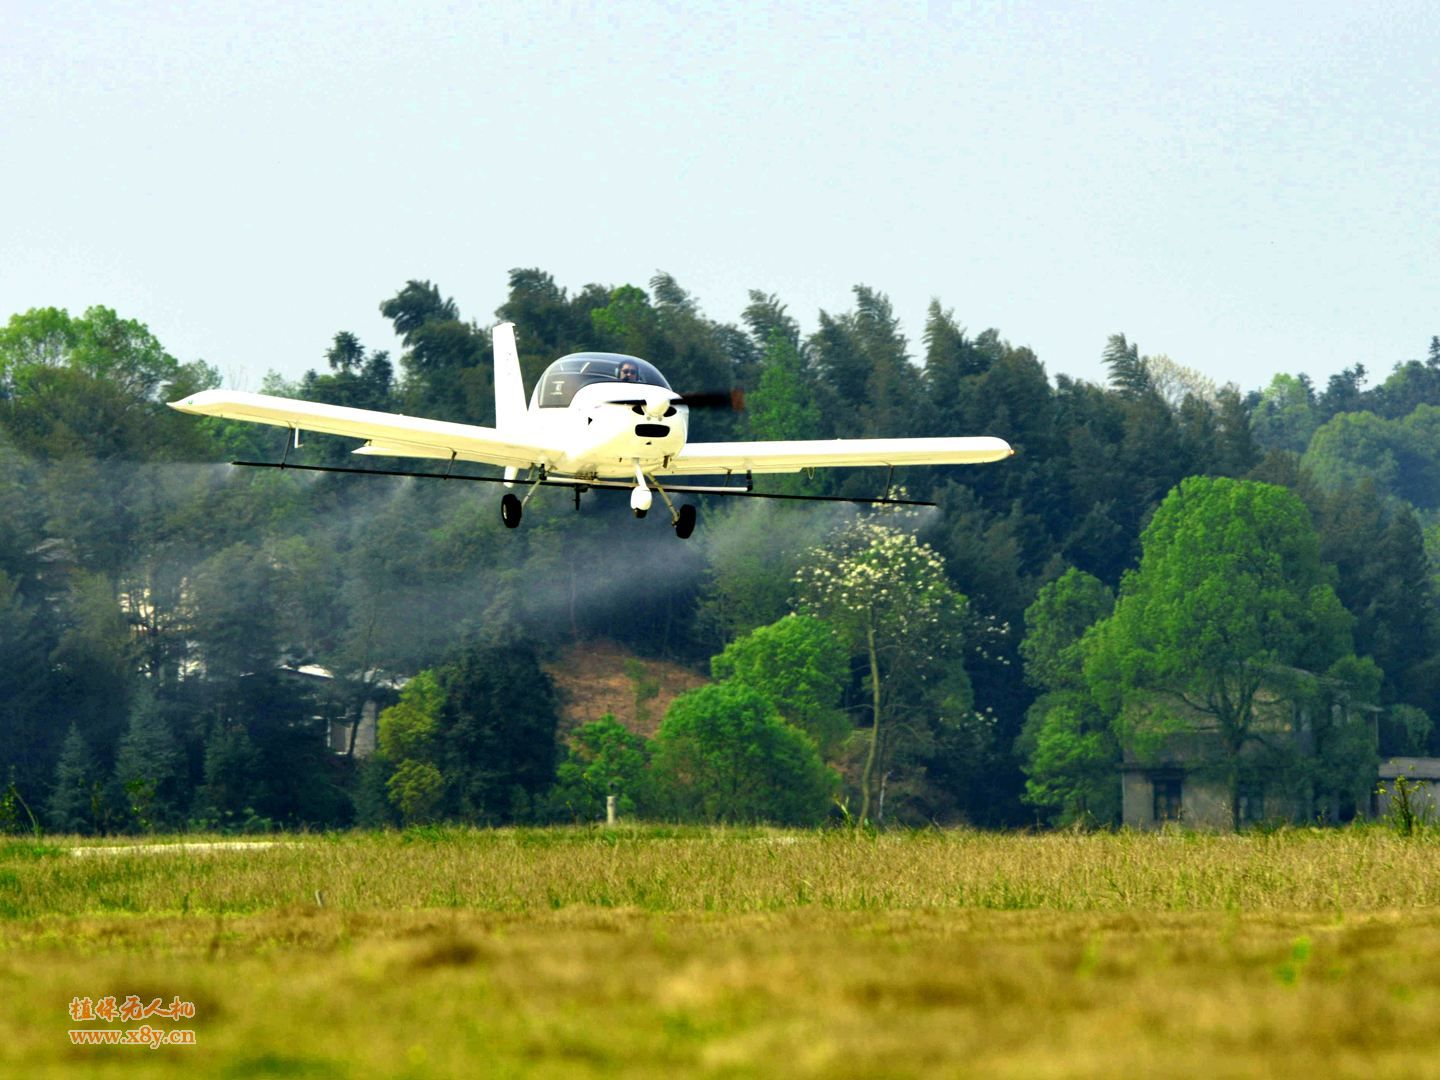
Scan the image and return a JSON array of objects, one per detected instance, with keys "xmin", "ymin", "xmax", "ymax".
[{"xmin": 170, "ymin": 323, "xmax": 1013, "ymax": 538}]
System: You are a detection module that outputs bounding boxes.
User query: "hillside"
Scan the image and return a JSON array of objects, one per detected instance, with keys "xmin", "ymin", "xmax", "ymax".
[{"xmin": 545, "ymin": 639, "xmax": 708, "ymax": 739}]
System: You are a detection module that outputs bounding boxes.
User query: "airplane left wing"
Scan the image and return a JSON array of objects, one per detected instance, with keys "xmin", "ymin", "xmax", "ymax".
[
  {"xmin": 168, "ymin": 390, "xmax": 553, "ymax": 471},
  {"xmin": 660, "ymin": 436, "xmax": 1013, "ymax": 476}
]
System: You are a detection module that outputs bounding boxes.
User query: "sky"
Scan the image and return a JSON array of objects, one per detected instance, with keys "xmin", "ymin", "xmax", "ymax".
[{"xmin": 3, "ymin": 0, "xmax": 1436, "ymax": 395}]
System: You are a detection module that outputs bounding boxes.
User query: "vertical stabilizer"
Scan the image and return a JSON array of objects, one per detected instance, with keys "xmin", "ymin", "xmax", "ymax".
[{"xmin": 493, "ymin": 322, "xmax": 525, "ymax": 436}]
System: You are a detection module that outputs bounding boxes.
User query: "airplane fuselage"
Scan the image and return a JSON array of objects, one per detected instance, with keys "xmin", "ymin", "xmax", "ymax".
[{"xmin": 524, "ymin": 382, "xmax": 689, "ymax": 479}]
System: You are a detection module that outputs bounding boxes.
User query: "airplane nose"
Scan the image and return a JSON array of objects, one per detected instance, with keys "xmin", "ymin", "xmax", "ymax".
[{"xmin": 641, "ymin": 391, "xmax": 680, "ymax": 420}]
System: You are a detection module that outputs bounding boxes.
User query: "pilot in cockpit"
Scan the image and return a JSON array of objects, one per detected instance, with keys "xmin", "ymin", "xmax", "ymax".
[{"xmin": 617, "ymin": 361, "xmax": 640, "ymax": 383}]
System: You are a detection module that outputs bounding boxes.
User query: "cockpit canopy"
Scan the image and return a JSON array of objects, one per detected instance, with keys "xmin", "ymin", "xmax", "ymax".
[{"xmin": 530, "ymin": 352, "xmax": 672, "ymax": 409}]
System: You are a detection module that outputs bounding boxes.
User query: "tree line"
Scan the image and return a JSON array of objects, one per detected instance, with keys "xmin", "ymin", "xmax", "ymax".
[{"xmin": 1, "ymin": 276, "xmax": 1437, "ymax": 832}]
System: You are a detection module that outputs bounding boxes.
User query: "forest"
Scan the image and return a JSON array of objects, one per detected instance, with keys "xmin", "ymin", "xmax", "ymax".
[{"xmin": 2, "ymin": 270, "xmax": 1438, "ymax": 833}]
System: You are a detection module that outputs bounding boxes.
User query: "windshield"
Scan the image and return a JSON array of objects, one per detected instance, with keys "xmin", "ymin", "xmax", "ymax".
[{"xmin": 531, "ymin": 353, "xmax": 671, "ymax": 408}]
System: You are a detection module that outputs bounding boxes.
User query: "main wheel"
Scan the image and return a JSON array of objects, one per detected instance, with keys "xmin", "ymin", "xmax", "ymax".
[
  {"xmin": 632, "ymin": 506, "xmax": 648, "ymax": 519},
  {"xmin": 500, "ymin": 493, "xmax": 522, "ymax": 529},
  {"xmin": 674, "ymin": 504, "xmax": 697, "ymax": 539}
]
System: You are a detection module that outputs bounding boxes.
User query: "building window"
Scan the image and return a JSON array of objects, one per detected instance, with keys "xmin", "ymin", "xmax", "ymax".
[{"xmin": 1153, "ymin": 776, "xmax": 1183, "ymax": 822}]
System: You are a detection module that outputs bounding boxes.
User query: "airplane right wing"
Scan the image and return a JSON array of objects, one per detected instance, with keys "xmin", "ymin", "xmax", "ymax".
[{"xmin": 661, "ymin": 436, "xmax": 1013, "ymax": 476}]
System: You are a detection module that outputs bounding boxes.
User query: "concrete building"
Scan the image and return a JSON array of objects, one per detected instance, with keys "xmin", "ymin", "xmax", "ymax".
[
  {"xmin": 1118, "ymin": 686, "xmax": 1379, "ymax": 830},
  {"xmin": 1121, "ymin": 762, "xmax": 1287, "ymax": 829},
  {"xmin": 279, "ymin": 662, "xmax": 400, "ymax": 760},
  {"xmin": 1374, "ymin": 758, "xmax": 1440, "ymax": 822},
  {"xmin": 328, "ymin": 700, "xmax": 378, "ymax": 759}
]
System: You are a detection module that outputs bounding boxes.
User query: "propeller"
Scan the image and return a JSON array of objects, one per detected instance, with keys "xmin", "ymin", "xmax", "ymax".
[
  {"xmin": 678, "ymin": 388, "xmax": 746, "ymax": 411},
  {"xmin": 611, "ymin": 388, "xmax": 745, "ymax": 419}
]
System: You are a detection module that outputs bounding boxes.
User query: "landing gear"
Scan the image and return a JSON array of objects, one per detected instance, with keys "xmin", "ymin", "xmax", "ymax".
[
  {"xmin": 630, "ymin": 463, "xmax": 694, "ymax": 538},
  {"xmin": 502, "ymin": 468, "xmax": 548, "ymax": 528},
  {"xmin": 674, "ymin": 504, "xmax": 696, "ymax": 539},
  {"xmin": 630, "ymin": 468, "xmax": 653, "ymax": 518}
]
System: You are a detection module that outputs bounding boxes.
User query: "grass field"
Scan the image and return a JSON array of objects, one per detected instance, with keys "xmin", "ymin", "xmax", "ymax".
[{"xmin": 3, "ymin": 827, "xmax": 1439, "ymax": 1077}]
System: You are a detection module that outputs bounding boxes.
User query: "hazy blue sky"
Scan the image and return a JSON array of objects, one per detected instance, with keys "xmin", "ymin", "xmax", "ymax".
[{"xmin": 4, "ymin": 0, "xmax": 1436, "ymax": 396}]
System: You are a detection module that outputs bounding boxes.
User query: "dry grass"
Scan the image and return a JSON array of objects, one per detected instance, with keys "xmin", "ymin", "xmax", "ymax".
[
  {"xmin": 7, "ymin": 826, "xmax": 1440, "ymax": 917},
  {"xmin": 3, "ymin": 827, "xmax": 1439, "ymax": 1077}
]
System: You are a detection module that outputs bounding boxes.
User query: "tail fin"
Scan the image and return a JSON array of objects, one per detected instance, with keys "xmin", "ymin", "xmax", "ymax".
[{"xmin": 493, "ymin": 322, "xmax": 525, "ymax": 435}]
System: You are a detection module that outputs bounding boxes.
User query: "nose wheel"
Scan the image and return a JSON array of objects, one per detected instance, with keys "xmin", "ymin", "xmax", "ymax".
[{"xmin": 500, "ymin": 493, "xmax": 522, "ymax": 528}]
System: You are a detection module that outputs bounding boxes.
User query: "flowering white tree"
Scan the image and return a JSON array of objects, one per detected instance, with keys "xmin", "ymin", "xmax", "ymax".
[
  {"xmin": 795, "ymin": 517, "xmax": 965, "ymax": 825},
  {"xmin": 1142, "ymin": 353, "xmax": 1219, "ymax": 410}
]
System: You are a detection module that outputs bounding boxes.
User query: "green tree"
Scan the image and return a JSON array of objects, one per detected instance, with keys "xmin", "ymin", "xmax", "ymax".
[
  {"xmin": 921, "ymin": 301, "xmax": 988, "ymax": 433},
  {"xmin": 381, "ymin": 280, "xmax": 489, "ymax": 423},
  {"xmin": 1020, "ymin": 569, "xmax": 1114, "ymax": 693},
  {"xmin": 809, "ymin": 286, "xmax": 922, "ymax": 439},
  {"xmin": 1211, "ymin": 384, "xmax": 1261, "ymax": 476},
  {"xmin": 743, "ymin": 333, "xmax": 824, "ymax": 454},
  {"xmin": 1374, "ymin": 359, "xmax": 1440, "ymax": 419},
  {"xmin": 1310, "ymin": 484, "xmax": 1440, "ymax": 718},
  {"xmin": 648, "ymin": 271, "xmax": 738, "ymax": 430},
  {"xmin": 1022, "ymin": 700, "xmax": 1121, "ymax": 826},
  {"xmin": 193, "ymin": 724, "xmax": 265, "ymax": 828},
  {"xmin": 711, "ymin": 614, "xmax": 850, "ymax": 757},
  {"xmin": 1318, "ymin": 363, "xmax": 1371, "ymax": 419},
  {"xmin": 695, "ymin": 502, "xmax": 832, "ymax": 647},
  {"xmin": 0, "ymin": 306, "xmax": 204, "ymax": 462},
  {"xmin": 590, "ymin": 284, "xmax": 661, "ymax": 360},
  {"xmin": 0, "ymin": 306, "xmax": 76, "ymax": 379},
  {"xmin": 1300, "ymin": 655, "xmax": 1382, "ymax": 821},
  {"xmin": 113, "ymin": 690, "xmax": 185, "ymax": 832},
  {"xmin": 1017, "ymin": 569, "xmax": 1119, "ymax": 826},
  {"xmin": 496, "ymin": 268, "xmax": 608, "ymax": 384},
  {"xmin": 377, "ymin": 670, "xmax": 444, "ymax": 763},
  {"xmin": 1250, "ymin": 374, "xmax": 1318, "ymax": 453},
  {"xmin": 187, "ymin": 543, "xmax": 280, "ymax": 686},
  {"xmin": 375, "ymin": 670, "xmax": 445, "ymax": 823},
  {"xmin": 548, "ymin": 715, "xmax": 651, "ymax": 821},
  {"xmin": 742, "ymin": 291, "xmax": 801, "ymax": 355},
  {"xmin": 297, "ymin": 331, "xmax": 394, "ymax": 421},
  {"xmin": 1303, "ymin": 411, "xmax": 1405, "ymax": 499},
  {"xmin": 1102, "ymin": 334, "xmax": 1152, "ymax": 399},
  {"xmin": 386, "ymin": 760, "xmax": 447, "ymax": 825},
  {"xmin": 49, "ymin": 571, "xmax": 135, "ymax": 765},
  {"xmin": 1382, "ymin": 704, "xmax": 1433, "ymax": 757},
  {"xmin": 436, "ymin": 642, "xmax": 559, "ymax": 823},
  {"xmin": 353, "ymin": 756, "xmax": 398, "ymax": 828},
  {"xmin": 0, "ymin": 569, "xmax": 53, "ymax": 795},
  {"xmin": 1084, "ymin": 477, "xmax": 1356, "ymax": 830},
  {"xmin": 650, "ymin": 682, "xmax": 835, "ymax": 825},
  {"xmin": 0, "ymin": 305, "xmax": 185, "ymax": 403},
  {"xmin": 1361, "ymin": 506, "xmax": 1440, "ymax": 709},
  {"xmin": 1301, "ymin": 406, "xmax": 1440, "ymax": 510},
  {"xmin": 46, "ymin": 725, "xmax": 98, "ymax": 834}
]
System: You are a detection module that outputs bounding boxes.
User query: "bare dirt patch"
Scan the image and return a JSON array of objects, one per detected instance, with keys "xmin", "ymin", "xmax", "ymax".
[{"xmin": 545, "ymin": 639, "xmax": 707, "ymax": 738}]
